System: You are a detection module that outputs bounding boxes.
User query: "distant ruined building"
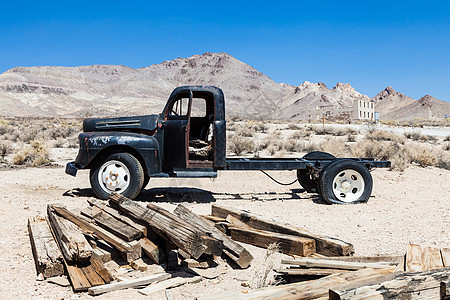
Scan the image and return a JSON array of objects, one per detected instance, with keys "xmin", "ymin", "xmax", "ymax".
[{"xmin": 308, "ymin": 99, "xmax": 375, "ymax": 122}]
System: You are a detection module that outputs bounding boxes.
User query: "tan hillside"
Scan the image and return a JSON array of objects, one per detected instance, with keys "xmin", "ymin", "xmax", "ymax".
[{"xmin": 0, "ymin": 52, "xmax": 447, "ymax": 120}]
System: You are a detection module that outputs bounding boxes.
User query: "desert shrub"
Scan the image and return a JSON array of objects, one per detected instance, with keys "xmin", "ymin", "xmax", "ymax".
[
  {"xmin": 290, "ymin": 129, "xmax": 310, "ymax": 139},
  {"xmin": 287, "ymin": 123, "xmax": 301, "ymax": 130},
  {"xmin": 251, "ymin": 243, "xmax": 281, "ymax": 289},
  {"xmin": 253, "ymin": 122, "xmax": 268, "ymax": 133},
  {"xmin": 13, "ymin": 140, "xmax": 50, "ymax": 166},
  {"xmin": 366, "ymin": 130, "xmax": 397, "ymax": 141},
  {"xmin": 0, "ymin": 120, "xmax": 15, "ymax": 135},
  {"xmin": 319, "ymin": 137, "xmax": 348, "ymax": 157},
  {"xmin": 404, "ymin": 131, "xmax": 437, "ymax": 143},
  {"xmin": 350, "ymin": 140, "xmax": 409, "ymax": 171},
  {"xmin": 444, "ymin": 135, "xmax": 450, "ymax": 142},
  {"xmin": 347, "ymin": 132, "xmax": 356, "ymax": 142},
  {"xmin": 297, "ymin": 141, "xmax": 319, "ymax": 153},
  {"xmin": 0, "ymin": 142, "xmax": 11, "ymax": 159},
  {"xmin": 437, "ymin": 154, "xmax": 450, "ymax": 170},
  {"xmin": 408, "ymin": 145, "xmax": 438, "ymax": 167},
  {"xmin": 310, "ymin": 127, "xmax": 346, "ymax": 136},
  {"xmin": 235, "ymin": 123, "xmax": 255, "ymax": 137},
  {"xmin": 227, "ymin": 135, "xmax": 254, "ymax": 155},
  {"xmin": 443, "ymin": 142, "xmax": 450, "ymax": 151}
]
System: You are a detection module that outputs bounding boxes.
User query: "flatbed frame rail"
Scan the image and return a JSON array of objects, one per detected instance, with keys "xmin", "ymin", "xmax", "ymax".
[{"xmin": 225, "ymin": 158, "xmax": 391, "ymax": 171}]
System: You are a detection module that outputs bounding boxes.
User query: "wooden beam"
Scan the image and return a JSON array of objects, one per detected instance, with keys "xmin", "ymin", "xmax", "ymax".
[
  {"xmin": 199, "ymin": 267, "xmax": 396, "ymax": 300},
  {"xmin": 329, "ymin": 268, "xmax": 450, "ymax": 299},
  {"xmin": 80, "ymin": 264, "xmax": 105, "ymax": 287},
  {"xmin": 441, "ymin": 248, "xmax": 450, "ymax": 267},
  {"xmin": 146, "ymin": 203, "xmax": 223, "ymax": 256},
  {"xmin": 406, "ymin": 244, "xmax": 444, "ymax": 272},
  {"xmin": 90, "ymin": 256, "xmax": 113, "ymax": 283},
  {"xmin": 140, "ymin": 238, "xmax": 164, "ymax": 264},
  {"xmin": 109, "ymin": 193, "xmax": 215, "ymax": 260},
  {"xmin": 211, "ymin": 204, "xmax": 354, "ymax": 256},
  {"xmin": 47, "ymin": 205, "xmax": 92, "ymax": 263},
  {"xmin": 92, "ymin": 209, "xmax": 143, "ymax": 242},
  {"xmin": 225, "ymin": 215, "xmax": 252, "ymax": 229},
  {"xmin": 50, "ymin": 205, "xmax": 139, "ymax": 262},
  {"xmin": 88, "ymin": 273, "xmax": 171, "ymax": 295},
  {"xmin": 441, "ymin": 280, "xmax": 450, "ymax": 300},
  {"xmin": 173, "ymin": 204, "xmax": 253, "ymax": 268},
  {"xmin": 308, "ymin": 255, "xmax": 403, "ymax": 264},
  {"xmin": 230, "ymin": 227, "xmax": 315, "ymax": 257},
  {"xmin": 274, "ymin": 268, "xmax": 349, "ymax": 276},
  {"xmin": 27, "ymin": 216, "xmax": 64, "ymax": 278},
  {"xmin": 201, "ymin": 215, "xmax": 227, "ymax": 223},
  {"xmin": 138, "ymin": 275, "xmax": 202, "ymax": 296},
  {"xmin": 87, "ymin": 198, "xmax": 147, "ymax": 236},
  {"xmin": 281, "ymin": 258, "xmax": 396, "ymax": 270}
]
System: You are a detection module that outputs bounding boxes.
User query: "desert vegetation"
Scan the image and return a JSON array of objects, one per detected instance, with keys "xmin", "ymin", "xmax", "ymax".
[
  {"xmin": 0, "ymin": 118, "xmax": 81, "ymax": 168},
  {"xmin": 0, "ymin": 117, "xmax": 448, "ymax": 172},
  {"xmin": 226, "ymin": 120, "xmax": 450, "ymax": 171}
]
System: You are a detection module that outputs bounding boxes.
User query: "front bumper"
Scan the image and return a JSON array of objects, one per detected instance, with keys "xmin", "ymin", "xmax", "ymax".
[{"xmin": 65, "ymin": 161, "xmax": 79, "ymax": 177}]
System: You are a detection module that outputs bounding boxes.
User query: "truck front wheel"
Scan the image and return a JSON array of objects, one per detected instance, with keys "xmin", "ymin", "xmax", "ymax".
[
  {"xmin": 318, "ymin": 159, "xmax": 372, "ymax": 204},
  {"xmin": 90, "ymin": 152, "xmax": 144, "ymax": 200}
]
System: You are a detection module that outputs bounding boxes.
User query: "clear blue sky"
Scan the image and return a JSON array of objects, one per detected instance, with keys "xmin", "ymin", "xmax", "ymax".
[{"xmin": 1, "ymin": 1, "xmax": 449, "ymax": 101}]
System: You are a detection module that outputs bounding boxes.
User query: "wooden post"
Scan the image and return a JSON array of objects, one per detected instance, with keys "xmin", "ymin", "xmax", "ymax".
[
  {"xmin": 229, "ymin": 227, "xmax": 315, "ymax": 257},
  {"xmin": 27, "ymin": 216, "xmax": 64, "ymax": 278},
  {"xmin": 173, "ymin": 204, "xmax": 253, "ymax": 268},
  {"xmin": 47, "ymin": 205, "xmax": 93, "ymax": 263},
  {"xmin": 211, "ymin": 204, "xmax": 354, "ymax": 256},
  {"xmin": 109, "ymin": 193, "xmax": 217, "ymax": 259},
  {"xmin": 50, "ymin": 205, "xmax": 140, "ymax": 262}
]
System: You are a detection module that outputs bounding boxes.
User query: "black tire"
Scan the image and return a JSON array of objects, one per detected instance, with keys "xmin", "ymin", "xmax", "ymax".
[
  {"xmin": 90, "ymin": 152, "xmax": 144, "ymax": 200},
  {"xmin": 297, "ymin": 151, "xmax": 336, "ymax": 193},
  {"xmin": 318, "ymin": 159, "xmax": 373, "ymax": 205}
]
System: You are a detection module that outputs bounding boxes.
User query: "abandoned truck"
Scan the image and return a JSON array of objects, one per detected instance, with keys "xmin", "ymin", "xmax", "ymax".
[{"xmin": 66, "ymin": 86, "xmax": 390, "ymax": 204}]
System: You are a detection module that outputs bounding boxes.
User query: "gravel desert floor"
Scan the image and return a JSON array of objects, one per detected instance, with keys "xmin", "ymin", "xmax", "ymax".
[{"xmin": 0, "ymin": 149, "xmax": 449, "ymax": 299}]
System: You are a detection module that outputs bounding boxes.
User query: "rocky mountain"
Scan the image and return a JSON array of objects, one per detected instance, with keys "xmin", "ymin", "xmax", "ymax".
[
  {"xmin": 371, "ymin": 87, "xmax": 450, "ymax": 120},
  {"xmin": 0, "ymin": 52, "xmax": 448, "ymax": 120}
]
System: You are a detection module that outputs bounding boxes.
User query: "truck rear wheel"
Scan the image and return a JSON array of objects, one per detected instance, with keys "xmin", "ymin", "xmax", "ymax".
[
  {"xmin": 297, "ymin": 151, "xmax": 336, "ymax": 193},
  {"xmin": 318, "ymin": 159, "xmax": 372, "ymax": 204},
  {"xmin": 90, "ymin": 152, "xmax": 144, "ymax": 200}
]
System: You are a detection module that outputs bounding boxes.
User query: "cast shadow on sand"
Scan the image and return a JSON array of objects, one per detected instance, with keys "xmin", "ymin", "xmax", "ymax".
[{"xmin": 63, "ymin": 187, "xmax": 325, "ymax": 204}]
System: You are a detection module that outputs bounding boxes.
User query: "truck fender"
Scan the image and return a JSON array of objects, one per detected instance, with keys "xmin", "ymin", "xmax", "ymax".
[{"xmin": 75, "ymin": 132, "xmax": 161, "ymax": 175}]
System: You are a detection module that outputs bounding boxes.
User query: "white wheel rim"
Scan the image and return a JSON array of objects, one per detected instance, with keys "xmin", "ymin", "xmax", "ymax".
[
  {"xmin": 98, "ymin": 160, "xmax": 130, "ymax": 194},
  {"xmin": 332, "ymin": 169, "xmax": 365, "ymax": 203}
]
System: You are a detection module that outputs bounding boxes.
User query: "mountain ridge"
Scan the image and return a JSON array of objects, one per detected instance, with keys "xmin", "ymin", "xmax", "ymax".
[{"xmin": 0, "ymin": 52, "xmax": 448, "ymax": 120}]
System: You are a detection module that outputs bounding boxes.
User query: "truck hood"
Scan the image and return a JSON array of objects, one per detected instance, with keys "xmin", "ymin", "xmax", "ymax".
[{"xmin": 83, "ymin": 115, "xmax": 160, "ymax": 134}]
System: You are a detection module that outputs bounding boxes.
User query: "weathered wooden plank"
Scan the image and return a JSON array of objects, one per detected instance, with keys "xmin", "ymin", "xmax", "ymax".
[
  {"xmin": 226, "ymin": 215, "xmax": 252, "ymax": 229},
  {"xmin": 81, "ymin": 264, "xmax": 105, "ymax": 287},
  {"xmin": 406, "ymin": 243, "xmax": 424, "ymax": 272},
  {"xmin": 230, "ymin": 226, "xmax": 315, "ymax": 257},
  {"xmin": 281, "ymin": 258, "xmax": 396, "ymax": 270},
  {"xmin": 212, "ymin": 204, "xmax": 354, "ymax": 256},
  {"xmin": 140, "ymin": 237, "xmax": 164, "ymax": 264},
  {"xmin": 310, "ymin": 255, "xmax": 403, "ymax": 264},
  {"xmin": 88, "ymin": 273, "xmax": 171, "ymax": 295},
  {"xmin": 201, "ymin": 215, "xmax": 227, "ymax": 223},
  {"xmin": 441, "ymin": 280, "xmax": 450, "ymax": 300},
  {"xmin": 109, "ymin": 193, "xmax": 213, "ymax": 260},
  {"xmin": 173, "ymin": 204, "xmax": 253, "ymax": 268},
  {"xmin": 87, "ymin": 198, "xmax": 147, "ymax": 236},
  {"xmin": 66, "ymin": 264, "xmax": 92, "ymax": 292},
  {"xmin": 422, "ymin": 246, "xmax": 444, "ymax": 270},
  {"xmin": 90, "ymin": 256, "xmax": 113, "ymax": 283},
  {"xmin": 47, "ymin": 205, "xmax": 92, "ymax": 263},
  {"xmin": 274, "ymin": 268, "xmax": 349, "ymax": 276},
  {"xmin": 27, "ymin": 216, "xmax": 64, "ymax": 278},
  {"xmin": 147, "ymin": 203, "xmax": 223, "ymax": 256},
  {"xmin": 199, "ymin": 267, "xmax": 396, "ymax": 300},
  {"xmin": 181, "ymin": 258, "xmax": 214, "ymax": 269},
  {"xmin": 329, "ymin": 268, "xmax": 450, "ymax": 300},
  {"xmin": 442, "ymin": 248, "xmax": 450, "ymax": 267},
  {"xmin": 92, "ymin": 209, "xmax": 142, "ymax": 242},
  {"xmin": 50, "ymin": 205, "xmax": 140, "ymax": 262},
  {"xmin": 91, "ymin": 247, "xmax": 111, "ymax": 263},
  {"xmin": 138, "ymin": 275, "xmax": 202, "ymax": 296}
]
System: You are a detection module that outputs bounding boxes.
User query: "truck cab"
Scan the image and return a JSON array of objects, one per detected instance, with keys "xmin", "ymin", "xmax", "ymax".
[{"xmin": 66, "ymin": 86, "xmax": 226, "ymax": 199}]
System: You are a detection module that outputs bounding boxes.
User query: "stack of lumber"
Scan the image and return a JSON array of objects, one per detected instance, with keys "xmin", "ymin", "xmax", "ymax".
[
  {"xmin": 203, "ymin": 204, "xmax": 355, "ymax": 257},
  {"xmin": 30, "ymin": 194, "xmax": 269, "ymax": 295},
  {"xmin": 201, "ymin": 243, "xmax": 450, "ymax": 299}
]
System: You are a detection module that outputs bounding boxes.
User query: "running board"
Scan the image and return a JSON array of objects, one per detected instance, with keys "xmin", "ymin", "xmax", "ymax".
[{"xmin": 152, "ymin": 170, "xmax": 217, "ymax": 178}]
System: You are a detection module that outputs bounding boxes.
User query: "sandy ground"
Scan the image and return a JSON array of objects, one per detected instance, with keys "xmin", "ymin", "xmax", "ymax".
[{"xmin": 0, "ymin": 148, "xmax": 449, "ymax": 299}]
